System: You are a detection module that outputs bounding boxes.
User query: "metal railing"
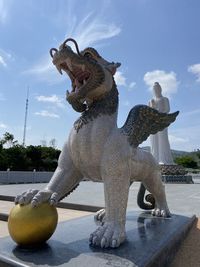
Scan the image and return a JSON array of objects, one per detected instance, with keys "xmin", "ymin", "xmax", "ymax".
[{"xmin": 0, "ymin": 170, "xmax": 53, "ymax": 184}]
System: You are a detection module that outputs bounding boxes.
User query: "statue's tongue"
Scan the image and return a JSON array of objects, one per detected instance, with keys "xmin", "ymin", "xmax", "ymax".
[{"xmin": 74, "ymin": 79, "xmax": 82, "ymax": 93}]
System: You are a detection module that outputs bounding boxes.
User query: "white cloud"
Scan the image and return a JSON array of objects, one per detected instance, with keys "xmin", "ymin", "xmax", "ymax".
[
  {"xmin": 122, "ymin": 100, "xmax": 130, "ymax": 107},
  {"xmin": 188, "ymin": 63, "xmax": 200, "ymax": 82},
  {"xmin": 0, "ymin": 55, "xmax": 6, "ymax": 67},
  {"xmin": 169, "ymin": 135, "xmax": 188, "ymax": 144},
  {"xmin": 34, "ymin": 110, "xmax": 60, "ymax": 118},
  {"xmin": 24, "ymin": 9, "xmax": 121, "ymax": 83},
  {"xmin": 23, "ymin": 57, "xmax": 64, "ymax": 84},
  {"xmin": 182, "ymin": 108, "xmax": 200, "ymax": 116},
  {"xmin": 72, "ymin": 14, "xmax": 121, "ymax": 50},
  {"xmin": 0, "ymin": 0, "xmax": 8, "ymax": 23},
  {"xmin": 170, "ymin": 125, "xmax": 200, "ymax": 151},
  {"xmin": 114, "ymin": 72, "xmax": 136, "ymax": 91},
  {"xmin": 0, "ymin": 0, "xmax": 13, "ymax": 24},
  {"xmin": 128, "ymin": 81, "xmax": 136, "ymax": 91},
  {"xmin": 0, "ymin": 122, "xmax": 7, "ymax": 129},
  {"xmin": 35, "ymin": 94, "xmax": 64, "ymax": 108},
  {"xmin": 0, "ymin": 48, "xmax": 13, "ymax": 68},
  {"xmin": 144, "ymin": 70, "xmax": 179, "ymax": 97},
  {"xmin": 114, "ymin": 71, "xmax": 126, "ymax": 86},
  {"xmin": 129, "ymin": 82, "xmax": 136, "ymax": 89}
]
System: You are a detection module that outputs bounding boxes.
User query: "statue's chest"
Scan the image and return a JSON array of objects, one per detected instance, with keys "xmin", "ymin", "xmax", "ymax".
[
  {"xmin": 68, "ymin": 114, "xmax": 116, "ymax": 179},
  {"xmin": 68, "ymin": 126, "xmax": 105, "ymax": 180}
]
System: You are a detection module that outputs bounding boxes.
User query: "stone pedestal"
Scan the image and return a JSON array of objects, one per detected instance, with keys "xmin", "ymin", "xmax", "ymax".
[
  {"xmin": 0, "ymin": 211, "xmax": 196, "ymax": 267},
  {"xmin": 160, "ymin": 164, "xmax": 194, "ymax": 184}
]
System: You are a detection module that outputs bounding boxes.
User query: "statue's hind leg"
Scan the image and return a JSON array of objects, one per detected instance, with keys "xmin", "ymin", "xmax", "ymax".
[{"xmin": 143, "ymin": 171, "xmax": 171, "ymax": 217}]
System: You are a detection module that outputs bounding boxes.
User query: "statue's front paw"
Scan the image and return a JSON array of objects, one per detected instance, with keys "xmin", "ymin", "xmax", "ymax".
[
  {"xmin": 89, "ymin": 222, "xmax": 126, "ymax": 248},
  {"xmin": 15, "ymin": 189, "xmax": 59, "ymax": 207}
]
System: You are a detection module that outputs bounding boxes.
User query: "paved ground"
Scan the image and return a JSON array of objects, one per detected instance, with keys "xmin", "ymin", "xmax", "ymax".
[
  {"xmin": 1, "ymin": 180, "xmax": 200, "ymax": 266},
  {"xmin": 0, "ymin": 180, "xmax": 200, "ymax": 215},
  {"xmin": 170, "ymin": 219, "xmax": 200, "ymax": 267}
]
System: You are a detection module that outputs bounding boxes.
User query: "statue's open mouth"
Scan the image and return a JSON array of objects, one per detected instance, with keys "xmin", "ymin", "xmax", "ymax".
[
  {"xmin": 56, "ymin": 60, "xmax": 91, "ymax": 97},
  {"xmin": 49, "ymin": 38, "xmax": 108, "ymax": 112},
  {"xmin": 50, "ymin": 39, "xmax": 94, "ymax": 104}
]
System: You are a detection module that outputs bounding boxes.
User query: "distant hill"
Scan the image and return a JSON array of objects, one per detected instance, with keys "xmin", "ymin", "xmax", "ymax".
[
  {"xmin": 141, "ymin": 146, "xmax": 190, "ymax": 158},
  {"xmin": 171, "ymin": 149, "xmax": 190, "ymax": 157},
  {"xmin": 141, "ymin": 146, "xmax": 200, "ymax": 170}
]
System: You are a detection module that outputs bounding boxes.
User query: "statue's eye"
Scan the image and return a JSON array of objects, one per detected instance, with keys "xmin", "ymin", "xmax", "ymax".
[
  {"xmin": 83, "ymin": 52, "xmax": 97, "ymax": 63},
  {"xmin": 84, "ymin": 52, "xmax": 93, "ymax": 58}
]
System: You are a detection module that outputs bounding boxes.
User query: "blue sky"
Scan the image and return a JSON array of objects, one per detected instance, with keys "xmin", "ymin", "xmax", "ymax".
[{"xmin": 0, "ymin": 0, "xmax": 200, "ymax": 151}]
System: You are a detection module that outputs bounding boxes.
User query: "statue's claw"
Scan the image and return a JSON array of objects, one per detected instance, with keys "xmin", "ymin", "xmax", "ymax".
[
  {"xmin": 111, "ymin": 239, "xmax": 118, "ymax": 248},
  {"xmin": 30, "ymin": 190, "xmax": 57, "ymax": 207},
  {"xmin": 89, "ymin": 222, "xmax": 126, "ymax": 248},
  {"xmin": 15, "ymin": 189, "xmax": 59, "ymax": 207},
  {"xmin": 15, "ymin": 189, "xmax": 39, "ymax": 205},
  {"xmin": 49, "ymin": 192, "xmax": 59, "ymax": 206},
  {"xmin": 94, "ymin": 208, "xmax": 106, "ymax": 225}
]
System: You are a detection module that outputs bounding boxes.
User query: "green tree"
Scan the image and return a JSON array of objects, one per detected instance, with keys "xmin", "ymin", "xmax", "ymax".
[
  {"xmin": 2, "ymin": 145, "xmax": 29, "ymax": 170},
  {"xmin": 175, "ymin": 156, "xmax": 198, "ymax": 169},
  {"xmin": 26, "ymin": 145, "xmax": 43, "ymax": 171},
  {"xmin": 0, "ymin": 145, "xmax": 7, "ymax": 170},
  {"xmin": 41, "ymin": 146, "xmax": 60, "ymax": 171},
  {"xmin": 0, "ymin": 132, "xmax": 18, "ymax": 147},
  {"xmin": 196, "ymin": 149, "xmax": 200, "ymax": 159},
  {"xmin": 0, "ymin": 132, "xmax": 61, "ymax": 171}
]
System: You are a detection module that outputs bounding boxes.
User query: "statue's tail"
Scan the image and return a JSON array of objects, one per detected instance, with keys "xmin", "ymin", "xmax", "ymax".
[
  {"xmin": 121, "ymin": 105, "xmax": 179, "ymax": 148},
  {"xmin": 137, "ymin": 183, "xmax": 155, "ymax": 210},
  {"xmin": 121, "ymin": 105, "xmax": 179, "ymax": 210}
]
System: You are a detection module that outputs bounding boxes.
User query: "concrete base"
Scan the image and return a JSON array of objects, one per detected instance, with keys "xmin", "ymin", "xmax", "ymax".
[
  {"xmin": 162, "ymin": 175, "xmax": 194, "ymax": 184},
  {"xmin": 0, "ymin": 211, "xmax": 196, "ymax": 267}
]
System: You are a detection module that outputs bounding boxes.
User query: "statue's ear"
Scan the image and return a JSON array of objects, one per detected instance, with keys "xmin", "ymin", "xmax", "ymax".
[{"xmin": 108, "ymin": 62, "xmax": 121, "ymax": 75}]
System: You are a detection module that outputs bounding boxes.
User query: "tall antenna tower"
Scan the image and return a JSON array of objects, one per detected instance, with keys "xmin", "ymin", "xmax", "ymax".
[{"xmin": 22, "ymin": 87, "xmax": 29, "ymax": 146}]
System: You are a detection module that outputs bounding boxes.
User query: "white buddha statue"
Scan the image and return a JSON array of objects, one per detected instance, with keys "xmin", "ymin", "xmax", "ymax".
[{"xmin": 148, "ymin": 82, "xmax": 174, "ymax": 165}]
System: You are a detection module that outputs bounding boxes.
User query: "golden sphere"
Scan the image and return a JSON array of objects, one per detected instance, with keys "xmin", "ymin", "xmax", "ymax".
[{"xmin": 8, "ymin": 203, "xmax": 58, "ymax": 246}]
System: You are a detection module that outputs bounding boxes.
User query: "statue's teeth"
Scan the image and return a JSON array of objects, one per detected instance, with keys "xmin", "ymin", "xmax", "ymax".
[
  {"xmin": 75, "ymin": 79, "xmax": 82, "ymax": 88},
  {"xmin": 66, "ymin": 59, "xmax": 73, "ymax": 71},
  {"xmin": 56, "ymin": 66, "xmax": 63, "ymax": 75}
]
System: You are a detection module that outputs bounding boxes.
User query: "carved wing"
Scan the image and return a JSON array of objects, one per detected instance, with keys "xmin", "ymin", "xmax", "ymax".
[{"xmin": 121, "ymin": 105, "xmax": 179, "ymax": 147}]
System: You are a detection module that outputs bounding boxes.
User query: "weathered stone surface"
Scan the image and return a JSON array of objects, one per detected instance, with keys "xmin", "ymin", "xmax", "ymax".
[{"xmin": 0, "ymin": 211, "xmax": 196, "ymax": 267}]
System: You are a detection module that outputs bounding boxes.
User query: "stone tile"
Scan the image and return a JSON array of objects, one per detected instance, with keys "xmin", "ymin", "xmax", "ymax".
[
  {"xmin": 170, "ymin": 219, "xmax": 200, "ymax": 267},
  {"xmin": 0, "ymin": 221, "xmax": 9, "ymax": 237}
]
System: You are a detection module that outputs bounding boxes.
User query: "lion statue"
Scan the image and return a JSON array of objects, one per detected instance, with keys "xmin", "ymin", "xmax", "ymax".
[{"xmin": 15, "ymin": 38, "xmax": 179, "ymax": 248}]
